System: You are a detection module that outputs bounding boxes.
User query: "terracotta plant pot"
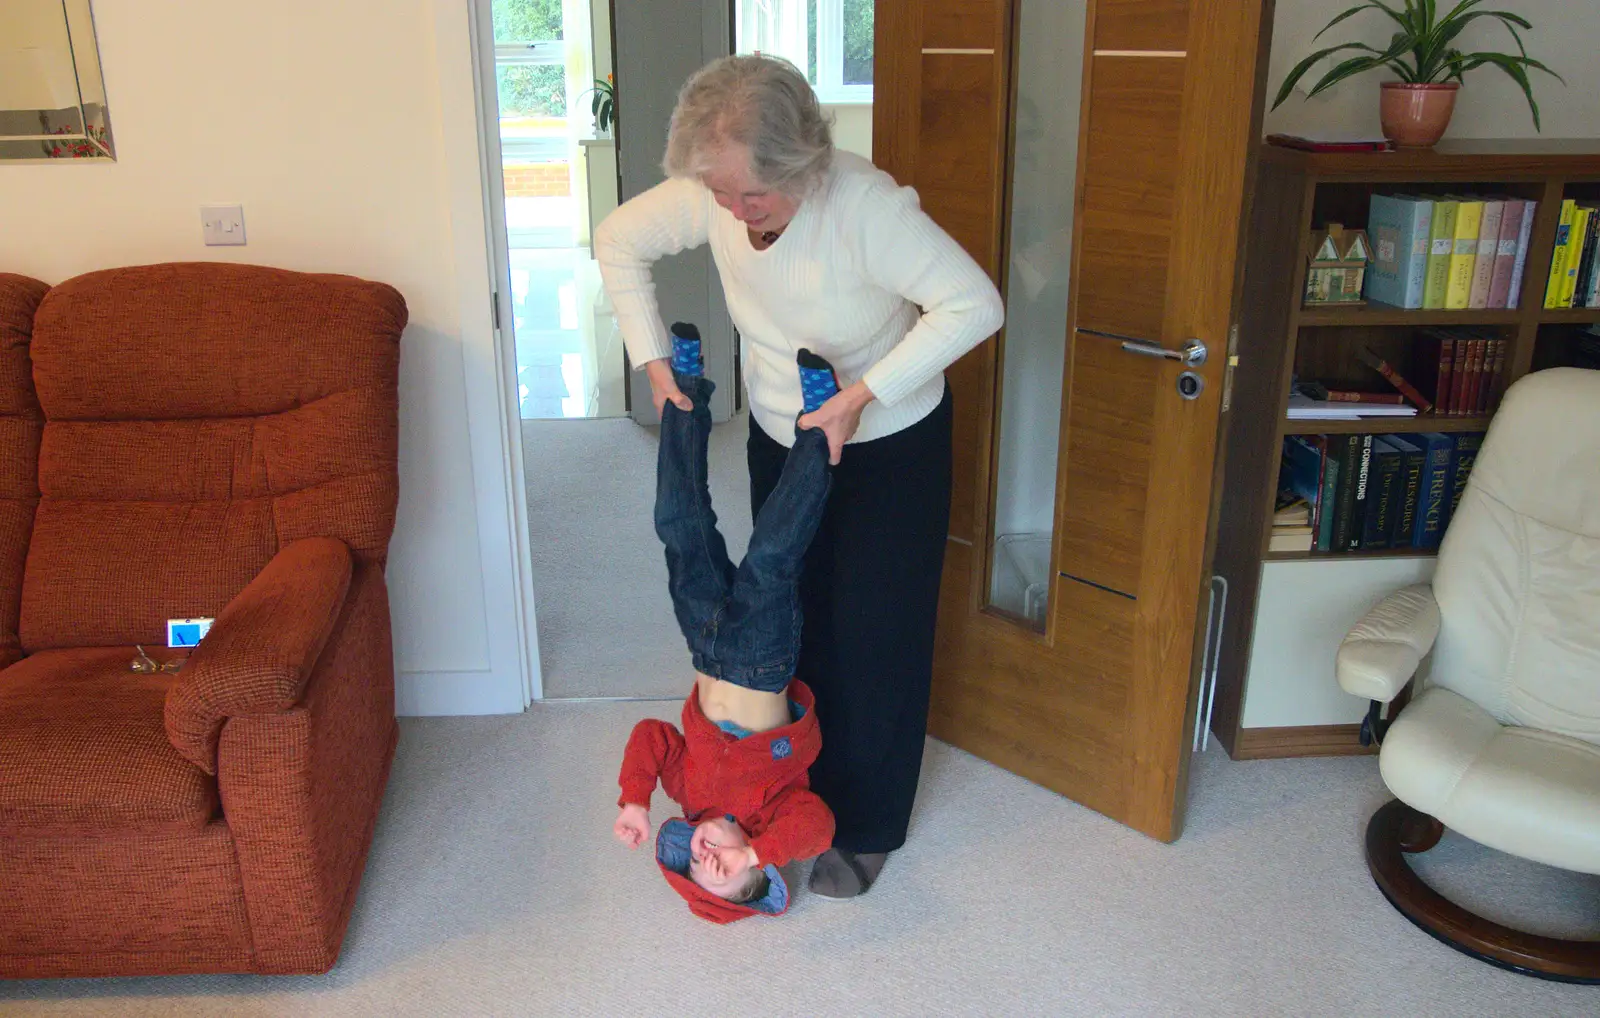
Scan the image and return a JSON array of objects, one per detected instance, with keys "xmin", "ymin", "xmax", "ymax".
[{"xmin": 1379, "ymin": 81, "xmax": 1460, "ymax": 148}]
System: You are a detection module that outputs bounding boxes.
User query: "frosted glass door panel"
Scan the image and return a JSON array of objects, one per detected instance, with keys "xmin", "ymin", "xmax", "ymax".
[{"xmin": 987, "ymin": 0, "xmax": 1088, "ymax": 629}]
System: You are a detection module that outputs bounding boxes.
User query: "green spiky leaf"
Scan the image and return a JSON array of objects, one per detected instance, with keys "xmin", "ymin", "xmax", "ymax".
[{"xmin": 1273, "ymin": 0, "xmax": 1558, "ymax": 130}]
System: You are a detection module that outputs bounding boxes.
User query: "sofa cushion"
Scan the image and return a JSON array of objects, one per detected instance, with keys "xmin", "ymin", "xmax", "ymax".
[
  {"xmin": 0, "ymin": 274, "xmax": 48, "ymax": 668},
  {"xmin": 0, "ymin": 647, "xmax": 219, "ymax": 834}
]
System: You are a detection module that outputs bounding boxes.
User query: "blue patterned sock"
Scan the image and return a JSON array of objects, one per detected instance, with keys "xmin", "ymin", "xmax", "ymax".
[
  {"xmin": 797, "ymin": 348, "xmax": 840, "ymax": 414},
  {"xmin": 670, "ymin": 322, "xmax": 703, "ymax": 377}
]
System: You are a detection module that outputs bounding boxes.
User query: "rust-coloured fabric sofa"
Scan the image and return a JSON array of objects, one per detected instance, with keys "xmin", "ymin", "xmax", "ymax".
[{"xmin": 0, "ymin": 263, "xmax": 405, "ymax": 978}]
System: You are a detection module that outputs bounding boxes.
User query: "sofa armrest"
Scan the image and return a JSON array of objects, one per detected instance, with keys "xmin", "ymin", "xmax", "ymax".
[
  {"xmin": 1335, "ymin": 583, "xmax": 1440, "ymax": 704},
  {"xmin": 165, "ymin": 537, "xmax": 353, "ymax": 774}
]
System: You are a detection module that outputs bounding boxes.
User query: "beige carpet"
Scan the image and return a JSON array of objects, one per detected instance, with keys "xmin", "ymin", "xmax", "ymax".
[
  {"xmin": 3, "ymin": 703, "xmax": 1597, "ymax": 1016},
  {"xmin": 522, "ymin": 416, "xmax": 753, "ymax": 700}
]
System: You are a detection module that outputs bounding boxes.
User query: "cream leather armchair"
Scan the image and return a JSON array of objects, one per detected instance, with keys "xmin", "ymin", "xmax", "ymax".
[{"xmin": 1336, "ymin": 367, "xmax": 1600, "ymax": 984}]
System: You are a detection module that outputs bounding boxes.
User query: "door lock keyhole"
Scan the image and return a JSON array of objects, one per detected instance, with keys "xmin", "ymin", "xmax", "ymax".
[{"xmin": 1177, "ymin": 371, "xmax": 1204, "ymax": 400}]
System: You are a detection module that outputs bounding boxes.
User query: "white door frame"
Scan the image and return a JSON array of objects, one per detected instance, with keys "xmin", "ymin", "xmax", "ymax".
[
  {"xmin": 413, "ymin": 0, "xmax": 542, "ymax": 711},
  {"xmin": 467, "ymin": 0, "xmax": 543, "ymax": 704},
  {"xmin": 468, "ymin": 0, "xmax": 542, "ymax": 705}
]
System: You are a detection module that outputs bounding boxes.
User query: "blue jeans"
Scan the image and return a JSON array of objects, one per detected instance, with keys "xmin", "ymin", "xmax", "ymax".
[{"xmin": 655, "ymin": 374, "xmax": 831, "ymax": 693}]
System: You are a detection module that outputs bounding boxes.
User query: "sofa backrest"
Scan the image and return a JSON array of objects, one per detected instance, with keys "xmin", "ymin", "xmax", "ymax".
[
  {"xmin": 0, "ymin": 275, "xmax": 49, "ymax": 666},
  {"xmin": 18, "ymin": 263, "xmax": 405, "ymax": 652}
]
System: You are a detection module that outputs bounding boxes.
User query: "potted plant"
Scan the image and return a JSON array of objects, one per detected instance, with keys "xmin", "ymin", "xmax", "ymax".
[
  {"xmin": 586, "ymin": 74, "xmax": 616, "ymax": 137},
  {"xmin": 1272, "ymin": 0, "xmax": 1560, "ymax": 148}
]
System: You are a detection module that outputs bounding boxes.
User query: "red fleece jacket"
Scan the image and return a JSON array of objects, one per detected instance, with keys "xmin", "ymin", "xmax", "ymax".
[{"xmin": 617, "ymin": 679, "xmax": 834, "ymax": 867}]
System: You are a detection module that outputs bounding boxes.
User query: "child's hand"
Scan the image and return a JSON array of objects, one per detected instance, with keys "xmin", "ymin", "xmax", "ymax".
[
  {"xmin": 699, "ymin": 844, "xmax": 759, "ymax": 883},
  {"xmin": 689, "ymin": 821, "xmax": 716, "ymax": 863},
  {"xmin": 614, "ymin": 804, "xmax": 649, "ymax": 849}
]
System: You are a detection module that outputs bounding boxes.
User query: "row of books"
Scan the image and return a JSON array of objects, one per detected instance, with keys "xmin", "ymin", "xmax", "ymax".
[
  {"xmin": 1544, "ymin": 199, "xmax": 1600, "ymax": 309},
  {"xmin": 1409, "ymin": 328, "xmax": 1507, "ymax": 416},
  {"xmin": 1366, "ymin": 194, "xmax": 1535, "ymax": 310},
  {"xmin": 1275, "ymin": 432, "xmax": 1483, "ymax": 554}
]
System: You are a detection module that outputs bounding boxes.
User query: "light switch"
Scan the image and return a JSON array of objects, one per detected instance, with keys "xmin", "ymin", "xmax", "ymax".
[{"xmin": 200, "ymin": 204, "xmax": 246, "ymax": 246}]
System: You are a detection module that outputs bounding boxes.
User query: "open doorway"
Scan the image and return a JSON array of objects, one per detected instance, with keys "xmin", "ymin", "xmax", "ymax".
[
  {"xmin": 490, "ymin": 0, "xmax": 626, "ymax": 420},
  {"xmin": 485, "ymin": 0, "xmax": 874, "ymax": 700}
]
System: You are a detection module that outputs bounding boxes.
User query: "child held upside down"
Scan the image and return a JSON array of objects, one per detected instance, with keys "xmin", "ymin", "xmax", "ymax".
[{"xmin": 613, "ymin": 323, "xmax": 840, "ymax": 923}]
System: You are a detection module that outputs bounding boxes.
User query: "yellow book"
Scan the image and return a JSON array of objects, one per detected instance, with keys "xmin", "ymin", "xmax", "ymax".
[
  {"xmin": 1545, "ymin": 199, "xmax": 1578, "ymax": 308},
  {"xmin": 1445, "ymin": 199, "xmax": 1483, "ymax": 309},
  {"xmin": 1559, "ymin": 205, "xmax": 1592, "ymax": 309},
  {"xmin": 1423, "ymin": 199, "xmax": 1458, "ymax": 309}
]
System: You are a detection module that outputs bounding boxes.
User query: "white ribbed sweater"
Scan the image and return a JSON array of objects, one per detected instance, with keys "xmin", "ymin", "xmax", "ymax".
[{"xmin": 594, "ymin": 152, "xmax": 1005, "ymax": 446}]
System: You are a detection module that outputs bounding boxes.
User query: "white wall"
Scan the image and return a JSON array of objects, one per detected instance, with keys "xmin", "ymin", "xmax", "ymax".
[
  {"xmin": 1265, "ymin": 0, "xmax": 1599, "ymax": 138},
  {"xmin": 0, "ymin": 1, "xmax": 530, "ymax": 714},
  {"xmin": 828, "ymin": 103, "xmax": 872, "ymax": 160},
  {"xmin": 591, "ymin": 0, "xmax": 612, "ymax": 82}
]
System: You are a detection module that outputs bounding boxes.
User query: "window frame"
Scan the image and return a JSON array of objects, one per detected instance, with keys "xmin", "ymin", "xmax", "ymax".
[
  {"xmin": 737, "ymin": 0, "xmax": 872, "ymax": 106},
  {"xmin": 493, "ymin": 40, "xmax": 564, "ymax": 67},
  {"xmin": 493, "ymin": 40, "xmax": 568, "ymax": 162},
  {"xmin": 813, "ymin": 0, "xmax": 872, "ymax": 105}
]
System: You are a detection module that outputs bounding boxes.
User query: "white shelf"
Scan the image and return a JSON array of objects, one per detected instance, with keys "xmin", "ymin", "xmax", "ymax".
[{"xmin": 1241, "ymin": 555, "xmax": 1437, "ymax": 729}]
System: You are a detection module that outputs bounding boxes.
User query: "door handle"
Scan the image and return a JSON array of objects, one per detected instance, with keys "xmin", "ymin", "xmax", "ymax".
[{"xmin": 1081, "ymin": 329, "xmax": 1208, "ymax": 367}]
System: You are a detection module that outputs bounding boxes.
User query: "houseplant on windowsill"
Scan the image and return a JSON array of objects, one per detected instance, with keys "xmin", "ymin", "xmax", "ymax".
[
  {"xmin": 1272, "ymin": 0, "xmax": 1560, "ymax": 148},
  {"xmin": 585, "ymin": 74, "xmax": 616, "ymax": 138}
]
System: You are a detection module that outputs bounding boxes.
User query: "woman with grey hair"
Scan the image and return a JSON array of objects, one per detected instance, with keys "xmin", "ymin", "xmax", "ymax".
[{"xmin": 595, "ymin": 54, "xmax": 1003, "ymax": 900}]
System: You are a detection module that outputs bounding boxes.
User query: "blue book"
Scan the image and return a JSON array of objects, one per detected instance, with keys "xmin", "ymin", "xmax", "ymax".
[
  {"xmin": 1447, "ymin": 432, "xmax": 1486, "ymax": 519},
  {"xmin": 1365, "ymin": 194, "xmax": 1434, "ymax": 308},
  {"xmin": 1282, "ymin": 436, "xmax": 1325, "ymax": 507},
  {"xmin": 1385, "ymin": 435, "xmax": 1426, "ymax": 547},
  {"xmin": 1410, "ymin": 433, "xmax": 1455, "ymax": 548},
  {"xmin": 1362, "ymin": 438, "xmax": 1405, "ymax": 550}
]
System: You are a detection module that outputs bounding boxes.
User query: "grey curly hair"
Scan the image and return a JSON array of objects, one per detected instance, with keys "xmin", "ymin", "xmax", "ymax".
[{"xmin": 663, "ymin": 54, "xmax": 835, "ymax": 196}]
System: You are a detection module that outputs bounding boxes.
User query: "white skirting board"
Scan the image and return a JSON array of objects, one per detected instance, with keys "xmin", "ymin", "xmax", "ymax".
[
  {"xmin": 1241, "ymin": 556, "xmax": 1438, "ymax": 729},
  {"xmin": 397, "ymin": 669, "xmax": 527, "ymax": 717}
]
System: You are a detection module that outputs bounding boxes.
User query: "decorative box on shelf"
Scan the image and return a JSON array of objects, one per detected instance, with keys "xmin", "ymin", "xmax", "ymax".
[{"xmin": 1304, "ymin": 223, "xmax": 1371, "ymax": 305}]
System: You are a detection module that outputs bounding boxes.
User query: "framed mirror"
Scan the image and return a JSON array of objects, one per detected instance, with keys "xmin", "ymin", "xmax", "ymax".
[{"xmin": 0, "ymin": 0, "xmax": 114, "ymax": 160}]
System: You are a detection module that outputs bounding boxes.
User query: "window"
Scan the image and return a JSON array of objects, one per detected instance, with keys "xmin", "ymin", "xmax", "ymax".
[
  {"xmin": 492, "ymin": 0, "xmax": 569, "ymax": 166},
  {"xmin": 493, "ymin": 0, "xmax": 565, "ymax": 116},
  {"xmin": 736, "ymin": 0, "xmax": 874, "ymax": 104}
]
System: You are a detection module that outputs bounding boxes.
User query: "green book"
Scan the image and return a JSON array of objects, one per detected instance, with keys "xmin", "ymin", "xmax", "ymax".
[
  {"xmin": 1423, "ymin": 199, "xmax": 1459, "ymax": 309},
  {"xmin": 1317, "ymin": 446, "xmax": 1341, "ymax": 552}
]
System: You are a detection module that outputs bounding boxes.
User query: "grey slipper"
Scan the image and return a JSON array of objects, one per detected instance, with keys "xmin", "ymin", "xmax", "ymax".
[{"xmin": 808, "ymin": 848, "xmax": 885, "ymax": 900}]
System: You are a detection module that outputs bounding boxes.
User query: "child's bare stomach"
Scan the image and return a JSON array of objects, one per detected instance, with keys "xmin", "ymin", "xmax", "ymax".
[{"xmin": 696, "ymin": 672, "xmax": 791, "ymax": 733}]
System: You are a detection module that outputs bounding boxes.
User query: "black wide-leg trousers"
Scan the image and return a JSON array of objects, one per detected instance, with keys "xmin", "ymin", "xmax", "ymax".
[{"xmin": 746, "ymin": 385, "xmax": 953, "ymax": 854}]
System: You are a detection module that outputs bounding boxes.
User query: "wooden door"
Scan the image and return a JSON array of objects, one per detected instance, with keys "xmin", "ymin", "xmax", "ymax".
[{"xmin": 874, "ymin": 0, "xmax": 1271, "ymax": 841}]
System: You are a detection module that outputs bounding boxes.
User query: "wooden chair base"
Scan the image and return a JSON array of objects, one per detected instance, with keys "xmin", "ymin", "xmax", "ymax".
[{"xmin": 1366, "ymin": 798, "xmax": 1600, "ymax": 983}]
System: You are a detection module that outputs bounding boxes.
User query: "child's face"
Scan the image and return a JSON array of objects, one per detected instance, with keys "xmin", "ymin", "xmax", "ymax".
[{"xmin": 688, "ymin": 816, "xmax": 753, "ymax": 899}]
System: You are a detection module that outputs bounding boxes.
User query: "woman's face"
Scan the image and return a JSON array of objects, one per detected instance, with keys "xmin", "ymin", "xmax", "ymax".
[{"xmin": 701, "ymin": 143, "xmax": 799, "ymax": 233}]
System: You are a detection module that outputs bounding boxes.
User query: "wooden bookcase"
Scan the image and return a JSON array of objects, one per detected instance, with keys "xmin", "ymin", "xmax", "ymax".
[{"xmin": 1209, "ymin": 140, "xmax": 1600, "ymax": 760}]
